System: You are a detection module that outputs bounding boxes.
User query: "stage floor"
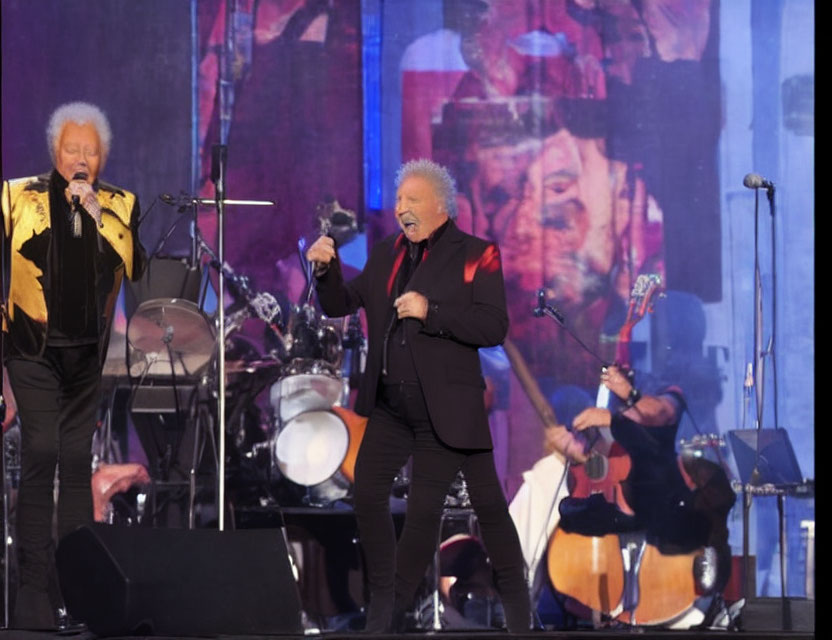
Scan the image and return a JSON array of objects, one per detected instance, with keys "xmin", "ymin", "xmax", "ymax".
[{"xmin": 0, "ymin": 629, "xmax": 817, "ymax": 640}]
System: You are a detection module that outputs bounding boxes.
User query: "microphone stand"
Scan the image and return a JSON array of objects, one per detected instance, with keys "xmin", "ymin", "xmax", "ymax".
[
  {"xmin": 534, "ymin": 291, "xmax": 608, "ymax": 367},
  {"xmin": 212, "ymin": 144, "xmax": 229, "ymax": 531},
  {"xmin": 205, "ymin": 149, "xmax": 276, "ymax": 532},
  {"xmin": 534, "ymin": 293, "xmax": 609, "ymax": 456},
  {"xmin": 520, "ymin": 292, "xmax": 611, "ymax": 618},
  {"xmin": 741, "ymin": 180, "xmax": 786, "ymax": 610}
]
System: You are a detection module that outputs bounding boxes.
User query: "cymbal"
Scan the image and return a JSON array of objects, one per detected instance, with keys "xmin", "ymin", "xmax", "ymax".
[{"xmin": 128, "ymin": 298, "xmax": 215, "ymax": 362}]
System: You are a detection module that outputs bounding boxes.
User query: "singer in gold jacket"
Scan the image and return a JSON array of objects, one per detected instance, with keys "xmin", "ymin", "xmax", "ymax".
[{"xmin": 1, "ymin": 102, "xmax": 146, "ymax": 630}]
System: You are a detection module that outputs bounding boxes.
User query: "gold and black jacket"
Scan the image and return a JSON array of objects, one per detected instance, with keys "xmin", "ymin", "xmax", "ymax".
[{"xmin": 1, "ymin": 172, "xmax": 146, "ymax": 363}]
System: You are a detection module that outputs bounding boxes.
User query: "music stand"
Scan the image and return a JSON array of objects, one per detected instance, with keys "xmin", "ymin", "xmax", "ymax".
[
  {"xmin": 728, "ymin": 428, "xmax": 807, "ymax": 630},
  {"xmin": 728, "ymin": 429, "xmax": 803, "ymax": 487}
]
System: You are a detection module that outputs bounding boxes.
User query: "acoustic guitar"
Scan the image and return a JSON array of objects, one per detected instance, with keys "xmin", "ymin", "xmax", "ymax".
[{"xmin": 566, "ymin": 274, "xmax": 662, "ymax": 513}]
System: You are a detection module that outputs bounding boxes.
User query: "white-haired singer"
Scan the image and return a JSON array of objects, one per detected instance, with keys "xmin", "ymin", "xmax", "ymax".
[
  {"xmin": 307, "ymin": 159, "xmax": 530, "ymax": 633},
  {"xmin": 2, "ymin": 102, "xmax": 146, "ymax": 630}
]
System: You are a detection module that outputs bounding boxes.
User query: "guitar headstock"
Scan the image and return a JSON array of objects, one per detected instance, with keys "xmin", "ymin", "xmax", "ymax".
[
  {"xmin": 616, "ymin": 274, "xmax": 664, "ymax": 365},
  {"xmin": 629, "ymin": 273, "xmax": 664, "ymax": 322}
]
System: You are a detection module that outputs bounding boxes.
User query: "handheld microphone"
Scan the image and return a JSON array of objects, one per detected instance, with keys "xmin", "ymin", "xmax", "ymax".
[
  {"xmin": 743, "ymin": 173, "xmax": 775, "ymax": 191},
  {"xmin": 68, "ymin": 172, "xmax": 89, "ymax": 237},
  {"xmin": 71, "ymin": 172, "xmax": 88, "ymax": 207}
]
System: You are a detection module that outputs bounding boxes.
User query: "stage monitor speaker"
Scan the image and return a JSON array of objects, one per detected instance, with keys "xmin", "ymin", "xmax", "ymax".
[{"xmin": 56, "ymin": 524, "xmax": 303, "ymax": 637}]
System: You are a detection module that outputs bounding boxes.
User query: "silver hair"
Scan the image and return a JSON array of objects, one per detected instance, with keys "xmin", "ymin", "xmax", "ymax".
[
  {"xmin": 395, "ymin": 158, "xmax": 458, "ymax": 219},
  {"xmin": 46, "ymin": 102, "xmax": 112, "ymax": 164}
]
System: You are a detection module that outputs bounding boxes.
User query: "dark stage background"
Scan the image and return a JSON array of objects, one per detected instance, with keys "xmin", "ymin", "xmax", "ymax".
[{"xmin": 1, "ymin": 0, "xmax": 193, "ymax": 253}]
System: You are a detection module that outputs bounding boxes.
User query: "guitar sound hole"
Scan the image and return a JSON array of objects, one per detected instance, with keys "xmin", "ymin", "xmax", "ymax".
[{"xmin": 584, "ymin": 453, "xmax": 608, "ymax": 481}]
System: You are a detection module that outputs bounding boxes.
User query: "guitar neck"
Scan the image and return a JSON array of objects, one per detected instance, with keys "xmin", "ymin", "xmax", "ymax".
[{"xmin": 503, "ymin": 337, "xmax": 559, "ymax": 429}]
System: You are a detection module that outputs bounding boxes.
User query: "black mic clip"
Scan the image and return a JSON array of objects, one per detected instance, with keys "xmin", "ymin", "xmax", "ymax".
[
  {"xmin": 160, "ymin": 192, "xmax": 197, "ymax": 214},
  {"xmin": 533, "ymin": 289, "xmax": 546, "ymax": 318},
  {"xmin": 532, "ymin": 289, "xmax": 566, "ymax": 325}
]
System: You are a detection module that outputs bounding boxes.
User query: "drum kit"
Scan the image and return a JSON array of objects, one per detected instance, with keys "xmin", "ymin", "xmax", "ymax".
[
  {"xmin": 91, "ymin": 189, "xmax": 490, "ymax": 631},
  {"xmin": 116, "ymin": 196, "xmax": 369, "ymax": 524}
]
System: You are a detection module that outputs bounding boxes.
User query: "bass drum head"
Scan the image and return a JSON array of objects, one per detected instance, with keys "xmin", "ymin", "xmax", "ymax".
[{"xmin": 274, "ymin": 410, "xmax": 349, "ymax": 486}]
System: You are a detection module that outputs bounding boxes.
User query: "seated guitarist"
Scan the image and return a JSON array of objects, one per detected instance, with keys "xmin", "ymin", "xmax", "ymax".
[{"xmin": 566, "ymin": 365, "xmax": 715, "ymax": 555}]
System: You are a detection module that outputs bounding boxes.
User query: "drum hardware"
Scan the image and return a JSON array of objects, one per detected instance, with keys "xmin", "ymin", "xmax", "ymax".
[
  {"xmin": 444, "ymin": 471, "xmax": 471, "ymax": 509},
  {"xmin": 126, "ymin": 295, "xmax": 218, "ymax": 528},
  {"xmin": 127, "ymin": 214, "xmax": 287, "ymax": 525},
  {"xmin": 340, "ymin": 311, "xmax": 367, "ymax": 390},
  {"xmin": 262, "ymin": 295, "xmax": 351, "ymax": 506},
  {"xmin": 194, "ymin": 227, "xmax": 285, "ymax": 347},
  {"xmin": 187, "ymin": 380, "xmax": 221, "ymax": 529},
  {"xmin": 414, "ymin": 502, "xmax": 486, "ymax": 631},
  {"xmin": 128, "ymin": 298, "xmax": 216, "ymax": 378},
  {"xmin": 281, "ymin": 304, "xmax": 343, "ymax": 368},
  {"xmin": 92, "ymin": 384, "xmax": 123, "ymax": 470},
  {"xmin": 90, "ymin": 383, "xmax": 153, "ymax": 525},
  {"xmin": 206, "ymin": 214, "xmax": 365, "ymax": 510}
]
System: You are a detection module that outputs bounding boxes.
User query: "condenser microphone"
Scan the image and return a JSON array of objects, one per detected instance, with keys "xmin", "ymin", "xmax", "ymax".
[{"xmin": 743, "ymin": 173, "xmax": 775, "ymax": 191}]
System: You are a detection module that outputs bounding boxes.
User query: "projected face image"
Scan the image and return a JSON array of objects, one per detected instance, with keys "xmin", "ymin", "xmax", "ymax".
[{"xmin": 501, "ymin": 129, "xmax": 634, "ymax": 310}]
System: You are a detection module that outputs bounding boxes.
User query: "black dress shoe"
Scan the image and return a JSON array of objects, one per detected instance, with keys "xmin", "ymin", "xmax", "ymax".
[{"xmin": 57, "ymin": 606, "xmax": 89, "ymax": 635}]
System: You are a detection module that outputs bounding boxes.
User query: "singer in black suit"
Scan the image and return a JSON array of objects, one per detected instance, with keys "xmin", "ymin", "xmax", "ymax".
[
  {"xmin": 2, "ymin": 102, "xmax": 146, "ymax": 629},
  {"xmin": 306, "ymin": 159, "xmax": 530, "ymax": 633}
]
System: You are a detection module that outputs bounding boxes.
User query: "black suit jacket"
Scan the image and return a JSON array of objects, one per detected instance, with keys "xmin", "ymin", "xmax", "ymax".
[{"xmin": 315, "ymin": 220, "xmax": 508, "ymax": 450}]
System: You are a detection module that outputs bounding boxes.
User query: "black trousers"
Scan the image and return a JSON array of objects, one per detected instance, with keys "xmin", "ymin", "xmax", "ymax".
[
  {"xmin": 7, "ymin": 344, "xmax": 101, "ymax": 627},
  {"xmin": 353, "ymin": 382, "xmax": 530, "ymax": 633}
]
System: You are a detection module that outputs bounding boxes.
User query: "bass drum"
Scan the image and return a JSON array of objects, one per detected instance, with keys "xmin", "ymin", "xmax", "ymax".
[{"xmin": 272, "ymin": 406, "xmax": 367, "ymax": 505}]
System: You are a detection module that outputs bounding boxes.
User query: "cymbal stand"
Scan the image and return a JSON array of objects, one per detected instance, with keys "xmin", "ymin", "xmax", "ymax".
[
  {"xmin": 92, "ymin": 387, "xmax": 120, "ymax": 471},
  {"xmin": 194, "ymin": 228, "xmax": 284, "ymax": 343},
  {"xmin": 188, "ymin": 373, "xmax": 219, "ymax": 529}
]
